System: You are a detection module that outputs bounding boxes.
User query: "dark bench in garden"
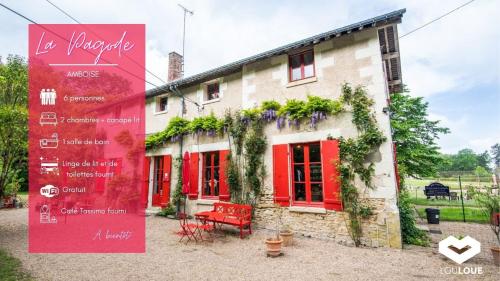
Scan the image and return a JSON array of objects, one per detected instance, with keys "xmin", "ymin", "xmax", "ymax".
[
  {"xmin": 424, "ymin": 182, "xmax": 450, "ymax": 200},
  {"xmin": 195, "ymin": 202, "xmax": 252, "ymax": 239}
]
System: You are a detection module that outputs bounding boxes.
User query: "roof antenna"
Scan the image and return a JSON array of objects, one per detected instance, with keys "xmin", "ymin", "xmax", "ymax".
[{"xmin": 178, "ymin": 3, "xmax": 194, "ymax": 76}]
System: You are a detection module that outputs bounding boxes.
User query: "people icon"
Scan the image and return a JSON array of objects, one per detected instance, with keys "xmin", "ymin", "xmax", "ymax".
[{"xmin": 40, "ymin": 89, "xmax": 56, "ymax": 105}]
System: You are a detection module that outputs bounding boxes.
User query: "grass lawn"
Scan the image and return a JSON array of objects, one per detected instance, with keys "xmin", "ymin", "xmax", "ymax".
[
  {"xmin": 409, "ymin": 197, "xmax": 479, "ymax": 207},
  {"xmin": 0, "ymin": 249, "xmax": 33, "ymax": 281},
  {"xmin": 416, "ymin": 207, "xmax": 489, "ymax": 224},
  {"xmin": 405, "ymin": 178, "xmax": 488, "ymax": 190}
]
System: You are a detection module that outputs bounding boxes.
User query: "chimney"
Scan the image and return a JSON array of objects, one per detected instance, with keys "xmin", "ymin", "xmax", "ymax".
[{"xmin": 168, "ymin": 52, "xmax": 183, "ymax": 82}]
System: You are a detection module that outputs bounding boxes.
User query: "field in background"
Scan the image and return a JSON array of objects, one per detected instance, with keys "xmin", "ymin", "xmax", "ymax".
[
  {"xmin": 405, "ymin": 177, "xmax": 491, "ymax": 190},
  {"xmin": 405, "ymin": 176, "xmax": 495, "ymax": 224}
]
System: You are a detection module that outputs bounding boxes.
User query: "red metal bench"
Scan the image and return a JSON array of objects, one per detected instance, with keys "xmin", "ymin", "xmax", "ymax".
[{"xmin": 196, "ymin": 202, "xmax": 252, "ymax": 239}]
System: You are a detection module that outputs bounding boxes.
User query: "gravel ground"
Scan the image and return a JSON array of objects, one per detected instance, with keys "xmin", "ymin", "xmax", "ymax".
[{"xmin": 0, "ymin": 208, "xmax": 498, "ymax": 281}]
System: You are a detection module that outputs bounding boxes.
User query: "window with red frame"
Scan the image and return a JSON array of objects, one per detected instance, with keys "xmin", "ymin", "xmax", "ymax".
[
  {"xmin": 202, "ymin": 151, "xmax": 220, "ymax": 197},
  {"xmin": 289, "ymin": 50, "xmax": 315, "ymax": 82},
  {"xmin": 206, "ymin": 82, "xmax": 219, "ymax": 101},
  {"xmin": 291, "ymin": 143, "xmax": 323, "ymax": 204}
]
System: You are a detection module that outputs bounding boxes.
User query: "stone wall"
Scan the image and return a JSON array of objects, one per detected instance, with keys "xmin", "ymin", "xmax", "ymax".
[
  {"xmin": 254, "ymin": 198, "xmax": 402, "ymax": 248},
  {"xmin": 145, "ymin": 27, "xmax": 403, "ymax": 249}
]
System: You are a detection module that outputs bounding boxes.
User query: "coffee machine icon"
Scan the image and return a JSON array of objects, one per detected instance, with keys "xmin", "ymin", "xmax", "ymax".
[{"xmin": 40, "ymin": 205, "xmax": 57, "ymax": 224}]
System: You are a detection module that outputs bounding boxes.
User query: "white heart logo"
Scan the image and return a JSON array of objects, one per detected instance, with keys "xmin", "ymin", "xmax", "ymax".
[{"xmin": 439, "ymin": 236, "xmax": 481, "ymax": 264}]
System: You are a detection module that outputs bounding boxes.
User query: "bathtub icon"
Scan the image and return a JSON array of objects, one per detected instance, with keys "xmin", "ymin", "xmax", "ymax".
[{"xmin": 40, "ymin": 133, "xmax": 58, "ymax": 149}]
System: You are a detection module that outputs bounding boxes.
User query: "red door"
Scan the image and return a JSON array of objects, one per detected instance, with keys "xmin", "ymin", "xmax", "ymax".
[
  {"xmin": 152, "ymin": 156, "xmax": 164, "ymax": 207},
  {"xmin": 152, "ymin": 155, "xmax": 172, "ymax": 207},
  {"xmin": 143, "ymin": 157, "xmax": 150, "ymax": 207},
  {"xmin": 160, "ymin": 155, "xmax": 172, "ymax": 208}
]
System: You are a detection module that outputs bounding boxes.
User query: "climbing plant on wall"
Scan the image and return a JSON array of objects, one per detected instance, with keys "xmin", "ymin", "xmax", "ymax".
[
  {"xmin": 146, "ymin": 88, "xmax": 386, "ymax": 246},
  {"xmin": 338, "ymin": 83, "xmax": 386, "ymax": 247}
]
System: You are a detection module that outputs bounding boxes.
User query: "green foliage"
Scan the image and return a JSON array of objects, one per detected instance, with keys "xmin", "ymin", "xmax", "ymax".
[
  {"xmin": 0, "ymin": 249, "xmax": 33, "ymax": 281},
  {"xmin": 157, "ymin": 204, "xmax": 176, "ymax": 217},
  {"xmin": 415, "ymin": 206, "xmax": 490, "ymax": 224},
  {"xmin": 438, "ymin": 149, "xmax": 493, "ymax": 173},
  {"xmin": 304, "ymin": 95, "xmax": 343, "ymax": 116},
  {"xmin": 146, "ymin": 95, "xmax": 344, "ymax": 151},
  {"xmin": 399, "ymin": 191, "xmax": 430, "ymax": 246},
  {"xmin": 389, "ymin": 88, "xmax": 449, "ymax": 178},
  {"xmin": 277, "ymin": 99, "xmax": 307, "ymax": 121},
  {"xmin": 0, "ymin": 55, "xmax": 28, "ymax": 107},
  {"xmin": 188, "ymin": 113, "xmax": 225, "ymax": 136},
  {"xmin": 276, "ymin": 95, "xmax": 343, "ymax": 125},
  {"xmin": 0, "ymin": 106, "xmax": 28, "ymax": 197},
  {"xmin": 145, "ymin": 117, "xmax": 190, "ymax": 149},
  {"xmin": 338, "ymin": 84, "xmax": 385, "ymax": 247},
  {"xmin": 474, "ymin": 166, "xmax": 489, "ymax": 178},
  {"xmin": 0, "ymin": 55, "xmax": 28, "ymax": 196},
  {"xmin": 171, "ymin": 157, "xmax": 183, "ymax": 206},
  {"xmin": 469, "ymin": 187, "xmax": 500, "ymax": 244},
  {"xmin": 244, "ymin": 121, "xmax": 267, "ymax": 198},
  {"xmin": 227, "ymin": 110, "xmax": 247, "ymax": 156},
  {"xmin": 261, "ymin": 100, "xmax": 281, "ymax": 111},
  {"xmin": 241, "ymin": 108, "xmax": 262, "ymax": 121},
  {"xmin": 477, "ymin": 151, "xmax": 492, "ymax": 172},
  {"xmin": 226, "ymin": 153, "xmax": 243, "ymax": 203},
  {"xmin": 491, "ymin": 143, "xmax": 500, "ymax": 168}
]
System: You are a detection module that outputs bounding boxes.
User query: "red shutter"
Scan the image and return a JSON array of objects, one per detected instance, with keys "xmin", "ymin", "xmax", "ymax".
[
  {"xmin": 143, "ymin": 157, "xmax": 150, "ymax": 207},
  {"xmin": 393, "ymin": 142, "xmax": 401, "ymax": 192},
  {"xmin": 321, "ymin": 140, "xmax": 342, "ymax": 211},
  {"xmin": 273, "ymin": 144, "xmax": 290, "ymax": 206},
  {"xmin": 188, "ymin": 152, "xmax": 199, "ymax": 199},
  {"xmin": 161, "ymin": 155, "xmax": 172, "ymax": 207},
  {"xmin": 219, "ymin": 150, "xmax": 230, "ymax": 201}
]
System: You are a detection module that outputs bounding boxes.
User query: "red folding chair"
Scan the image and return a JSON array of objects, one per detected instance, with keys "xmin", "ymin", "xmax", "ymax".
[
  {"xmin": 177, "ymin": 213, "xmax": 200, "ymax": 244},
  {"xmin": 195, "ymin": 214, "xmax": 215, "ymax": 241}
]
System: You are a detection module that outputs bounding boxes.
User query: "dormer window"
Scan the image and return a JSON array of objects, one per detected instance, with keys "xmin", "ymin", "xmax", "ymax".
[
  {"xmin": 206, "ymin": 82, "xmax": 220, "ymax": 101},
  {"xmin": 289, "ymin": 50, "xmax": 315, "ymax": 82}
]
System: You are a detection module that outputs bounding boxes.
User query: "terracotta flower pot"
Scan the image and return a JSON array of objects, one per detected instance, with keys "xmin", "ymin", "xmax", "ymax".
[
  {"xmin": 280, "ymin": 230, "xmax": 294, "ymax": 246},
  {"xmin": 491, "ymin": 246, "xmax": 500, "ymax": 266},
  {"xmin": 265, "ymin": 238, "xmax": 283, "ymax": 257}
]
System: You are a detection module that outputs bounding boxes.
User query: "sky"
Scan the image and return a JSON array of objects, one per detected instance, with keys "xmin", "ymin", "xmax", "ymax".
[{"xmin": 0, "ymin": 0, "xmax": 498, "ymax": 154}]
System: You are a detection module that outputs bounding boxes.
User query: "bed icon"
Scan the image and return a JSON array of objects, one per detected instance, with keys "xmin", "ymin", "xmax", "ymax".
[{"xmin": 40, "ymin": 112, "xmax": 57, "ymax": 126}]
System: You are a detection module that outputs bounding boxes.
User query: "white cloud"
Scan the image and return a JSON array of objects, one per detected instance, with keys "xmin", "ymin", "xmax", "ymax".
[
  {"xmin": 396, "ymin": 0, "xmax": 500, "ymax": 97},
  {"xmin": 0, "ymin": 0, "xmax": 497, "ymax": 154}
]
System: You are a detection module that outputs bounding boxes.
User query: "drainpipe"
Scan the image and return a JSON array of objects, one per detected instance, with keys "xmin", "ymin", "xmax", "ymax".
[{"xmin": 168, "ymin": 85, "xmax": 202, "ymax": 214}]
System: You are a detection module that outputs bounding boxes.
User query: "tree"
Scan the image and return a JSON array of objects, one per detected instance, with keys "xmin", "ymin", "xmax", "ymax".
[
  {"xmin": 491, "ymin": 143, "xmax": 500, "ymax": 168},
  {"xmin": 450, "ymin": 149, "xmax": 479, "ymax": 172},
  {"xmin": 390, "ymin": 89, "xmax": 449, "ymax": 179},
  {"xmin": 0, "ymin": 55, "xmax": 28, "ymax": 197},
  {"xmin": 474, "ymin": 166, "xmax": 489, "ymax": 182},
  {"xmin": 390, "ymin": 88, "xmax": 449, "ymax": 247},
  {"xmin": 477, "ymin": 150, "xmax": 492, "ymax": 171}
]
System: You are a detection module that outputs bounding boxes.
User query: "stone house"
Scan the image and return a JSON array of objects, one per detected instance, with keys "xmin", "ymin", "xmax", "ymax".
[{"xmin": 144, "ymin": 9, "xmax": 406, "ymax": 248}]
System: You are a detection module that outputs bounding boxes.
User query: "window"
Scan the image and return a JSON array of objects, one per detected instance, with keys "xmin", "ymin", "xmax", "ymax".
[
  {"xmin": 206, "ymin": 82, "xmax": 219, "ymax": 101},
  {"xmin": 202, "ymin": 151, "xmax": 220, "ymax": 197},
  {"xmin": 289, "ymin": 50, "xmax": 315, "ymax": 82},
  {"xmin": 156, "ymin": 96, "xmax": 168, "ymax": 112},
  {"xmin": 291, "ymin": 143, "xmax": 323, "ymax": 204},
  {"xmin": 153, "ymin": 156, "xmax": 164, "ymax": 196}
]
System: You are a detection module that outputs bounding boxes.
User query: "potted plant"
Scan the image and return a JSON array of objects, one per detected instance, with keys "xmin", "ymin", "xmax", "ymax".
[
  {"xmin": 265, "ymin": 204, "xmax": 284, "ymax": 257},
  {"xmin": 280, "ymin": 224, "xmax": 294, "ymax": 246},
  {"xmin": 470, "ymin": 187, "xmax": 500, "ymax": 266}
]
